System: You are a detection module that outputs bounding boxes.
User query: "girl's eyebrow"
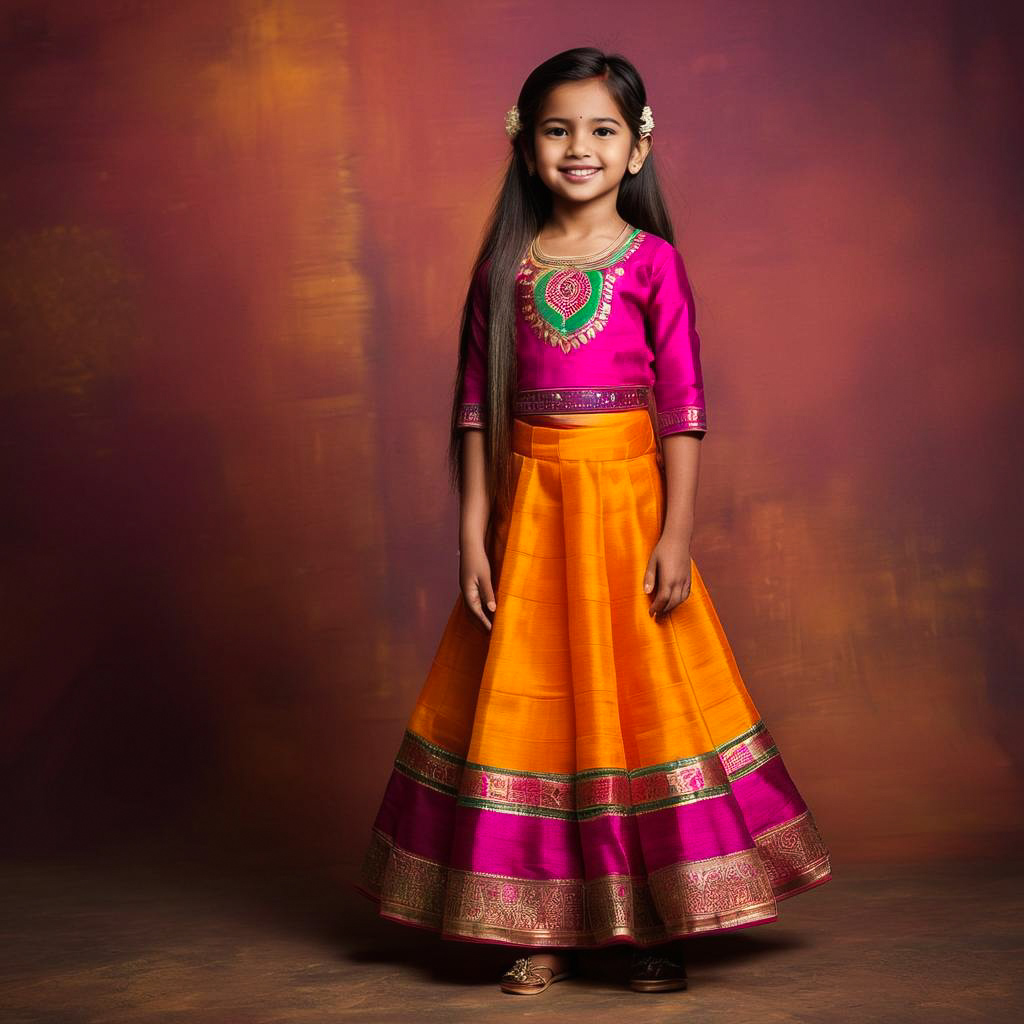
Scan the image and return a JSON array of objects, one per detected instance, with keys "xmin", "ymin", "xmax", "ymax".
[{"xmin": 540, "ymin": 115, "xmax": 623, "ymax": 127}]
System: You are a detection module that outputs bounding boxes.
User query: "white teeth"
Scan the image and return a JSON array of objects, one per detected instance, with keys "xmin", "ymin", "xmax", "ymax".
[{"xmin": 565, "ymin": 168, "xmax": 598, "ymax": 177}]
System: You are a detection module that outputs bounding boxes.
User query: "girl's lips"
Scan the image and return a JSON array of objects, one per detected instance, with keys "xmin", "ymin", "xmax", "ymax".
[{"xmin": 559, "ymin": 167, "xmax": 600, "ymax": 181}]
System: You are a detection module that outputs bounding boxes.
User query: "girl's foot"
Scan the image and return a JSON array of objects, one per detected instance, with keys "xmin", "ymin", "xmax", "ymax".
[
  {"xmin": 629, "ymin": 949, "xmax": 688, "ymax": 992},
  {"xmin": 499, "ymin": 951, "xmax": 574, "ymax": 995}
]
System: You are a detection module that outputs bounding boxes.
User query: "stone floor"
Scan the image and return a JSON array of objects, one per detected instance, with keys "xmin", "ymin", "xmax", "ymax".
[{"xmin": 0, "ymin": 851, "xmax": 1021, "ymax": 1023}]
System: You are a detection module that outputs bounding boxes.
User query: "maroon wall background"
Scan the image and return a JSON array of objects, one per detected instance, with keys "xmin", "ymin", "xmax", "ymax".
[{"xmin": 1, "ymin": 1, "xmax": 1022, "ymax": 871}]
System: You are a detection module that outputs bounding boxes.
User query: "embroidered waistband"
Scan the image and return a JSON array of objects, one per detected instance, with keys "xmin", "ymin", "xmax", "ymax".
[{"xmin": 514, "ymin": 386, "xmax": 650, "ymax": 416}]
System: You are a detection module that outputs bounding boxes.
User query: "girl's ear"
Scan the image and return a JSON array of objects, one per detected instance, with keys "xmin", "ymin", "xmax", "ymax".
[{"xmin": 630, "ymin": 136, "xmax": 653, "ymax": 173}]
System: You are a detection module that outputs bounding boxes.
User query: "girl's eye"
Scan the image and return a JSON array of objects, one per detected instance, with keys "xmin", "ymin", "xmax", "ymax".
[{"xmin": 545, "ymin": 127, "xmax": 615, "ymax": 137}]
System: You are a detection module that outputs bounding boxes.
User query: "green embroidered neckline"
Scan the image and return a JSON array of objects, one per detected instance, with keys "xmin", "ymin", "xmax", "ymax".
[{"xmin": 519, "ymin": 229, "xmax": 647, "ymax": 352}]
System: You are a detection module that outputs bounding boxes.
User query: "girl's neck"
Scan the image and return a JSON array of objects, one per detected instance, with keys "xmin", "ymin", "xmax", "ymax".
[{"xmin": 537, "ymin": 206, "xmax": 631, "ymax": 259}]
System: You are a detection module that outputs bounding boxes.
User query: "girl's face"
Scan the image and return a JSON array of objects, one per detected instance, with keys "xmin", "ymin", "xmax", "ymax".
[{"xmin": 527, "ymin": 78, "xmax": 650, "ymax": 205}]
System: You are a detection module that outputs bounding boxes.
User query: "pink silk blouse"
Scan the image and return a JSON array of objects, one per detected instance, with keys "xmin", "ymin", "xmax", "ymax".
[{"xmin": 456, "ymin": 227, "xmax": 707, "ymax": 438}]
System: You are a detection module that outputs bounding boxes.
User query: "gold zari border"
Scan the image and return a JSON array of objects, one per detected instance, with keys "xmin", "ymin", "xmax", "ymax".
[
  {"xmin": 357, "ymin": 808, "xmax": 831, "ymax": 948},
  {"xmin": 658, "ymin": 404, "xmax": 708, "ymax": 434},
  {"xmin": 457, "ymin": 402, "xmax": 483, "ymax": 427},
  {"xmin": 392, "ymin": 720, "xmax": 780, "ymax": 820}
]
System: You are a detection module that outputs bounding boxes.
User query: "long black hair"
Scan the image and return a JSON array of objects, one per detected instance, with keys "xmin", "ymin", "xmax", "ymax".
[{"xmin": 447, "ymin": 46, "xmax": 678, "ymax": 528}]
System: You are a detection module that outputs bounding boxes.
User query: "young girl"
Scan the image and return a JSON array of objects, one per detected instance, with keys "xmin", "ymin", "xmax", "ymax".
[{"xmin": 355, "ymin": 46, "xmax": 832, "ymax": 996}]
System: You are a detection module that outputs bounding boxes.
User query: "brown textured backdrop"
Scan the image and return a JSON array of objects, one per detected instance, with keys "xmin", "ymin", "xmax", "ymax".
[{"xmin": 1, "ymin": 1, "xmax": 1021, "ymax": 871}]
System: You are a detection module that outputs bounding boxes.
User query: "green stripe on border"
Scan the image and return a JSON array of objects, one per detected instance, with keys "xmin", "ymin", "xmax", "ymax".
[{"xmin": 402, "ymin": 719, "xmax": 771, "ymax": 782}]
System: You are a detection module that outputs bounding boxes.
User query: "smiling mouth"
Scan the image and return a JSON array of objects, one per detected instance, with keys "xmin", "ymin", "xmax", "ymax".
[{"xmin": 559, "ymin": 167, "xmax": 601, "ymax": 181}]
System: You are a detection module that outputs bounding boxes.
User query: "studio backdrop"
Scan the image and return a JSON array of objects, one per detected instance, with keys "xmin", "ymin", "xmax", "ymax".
[{"xmin": 1, "ymin": 0, "xmax": 1021, "ymax": 869}]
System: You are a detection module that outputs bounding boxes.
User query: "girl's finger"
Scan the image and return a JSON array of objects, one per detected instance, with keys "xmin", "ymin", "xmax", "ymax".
[
  {"xmin": 473, "ymin": 604, "xmax": 492, "ymax": 631},
  {"xmin": 481, "ymin": 576, "xmax": 497, "ymax": 615},
  {"xmin": 465, "ymin": 583, "xmax": 491, "ymax": 631},
  {"xmin": 651, "ymin": 584, "xmax": 672, "ymax": 616},
  {"xmin": 653, "ymin": 579, "xmax": 685, "ymax": 617},
  {"xmin": 472, "ymin": 578, "xmax": 493, "ymax": 631},
  {"xmin": 643, "ymin": 561, "xmax": 657, "ymax": 595}
]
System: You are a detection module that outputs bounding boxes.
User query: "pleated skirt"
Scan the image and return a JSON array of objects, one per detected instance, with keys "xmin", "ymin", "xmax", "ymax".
[{"xmin": 355, "ymin": 409, "xmax": 832, "ymax": 948}]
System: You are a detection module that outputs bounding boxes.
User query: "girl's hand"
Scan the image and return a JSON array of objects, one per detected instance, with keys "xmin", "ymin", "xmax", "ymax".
[
  {"xmin": 643, "ymin": 534, "xmax": 692, "ymax": 619},
  {"xmin": 460, "ymin": 545, "xmax": 497, "ymax": 631}
]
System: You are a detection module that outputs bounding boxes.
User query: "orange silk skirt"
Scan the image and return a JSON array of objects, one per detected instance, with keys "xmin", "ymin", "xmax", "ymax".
[{"xmin": 356, "ymin": 409, "xmax": 831, "ymax": 948}]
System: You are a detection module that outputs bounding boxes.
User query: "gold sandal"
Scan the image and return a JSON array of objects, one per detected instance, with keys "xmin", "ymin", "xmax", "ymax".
[{"xmin": 499, "ymin": 955, "xmax": 573, "ymax": 995}]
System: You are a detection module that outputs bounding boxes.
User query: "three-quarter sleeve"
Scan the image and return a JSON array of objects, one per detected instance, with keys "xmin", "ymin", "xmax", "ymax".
[
  {"xmin": 647, "ymin": 243, "xmax": 707, "ymax": 438},
  {"xmin": 456, "ymin": 259, "xmax": 490, "ymax": 429}
]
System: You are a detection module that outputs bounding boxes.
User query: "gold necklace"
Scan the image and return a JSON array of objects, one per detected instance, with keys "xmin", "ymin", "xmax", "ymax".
[
  {"xmin": 530, "ymin": 221, "xmax": 631, "ymax": 268},
  {"xmin": 531, "ymin": 222, "xmax": 629, "ymax": 265}
]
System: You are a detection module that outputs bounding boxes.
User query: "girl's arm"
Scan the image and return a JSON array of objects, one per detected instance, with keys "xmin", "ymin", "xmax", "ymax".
[
  {"xmin": 661, "ymin": 432, "xmax": 702, "ymax": 544},
  {"xmin": 645, "ymin": 241, "xmax": 707, "ymax": 616},
  {"xmin": 644, "ymin": 433, "xmax": 701, "ymax": 617},
  {"xmin": 455, "ymin": 259, "xmax": 496, "ymax": 629},
  {"xmin": 459, "ymin": 429, "xmax": 496, "ymax": 630}
]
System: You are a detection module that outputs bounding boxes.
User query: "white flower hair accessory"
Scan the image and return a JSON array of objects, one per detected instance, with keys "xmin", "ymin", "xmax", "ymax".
[
  {"xmin": 639, "ymin": 104, "xmax": 654, "ymax": 138},
  {"xmin": 505, "ymin": 105, "xmax": 522, "ymax": 139}
]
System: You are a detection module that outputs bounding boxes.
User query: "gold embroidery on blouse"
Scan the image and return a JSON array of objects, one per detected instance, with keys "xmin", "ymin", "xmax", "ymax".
[{"xmin": 520, "ymin": 229, "xmax": 646, "ymax": 354}]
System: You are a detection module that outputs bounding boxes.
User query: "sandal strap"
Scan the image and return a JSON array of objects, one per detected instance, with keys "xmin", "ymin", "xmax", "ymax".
[
  {"xmin": 503, "ymin": 956, "xmax": 558, "ymax": 984},
  {"xmin": 630, "ymin": 952, "xmax": 686, "ymax": 979},
  {"xmin": 633, "ymin": 954, "xmax": 680, "ymax": 968}
]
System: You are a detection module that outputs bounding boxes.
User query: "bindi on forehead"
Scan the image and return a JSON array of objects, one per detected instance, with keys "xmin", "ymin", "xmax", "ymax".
[{"xmin": 539, "ymin": 112, "xmax": 623, "ymax": 126}]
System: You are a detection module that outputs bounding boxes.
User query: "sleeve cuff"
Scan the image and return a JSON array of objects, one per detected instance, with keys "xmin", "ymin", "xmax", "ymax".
[
  {"xmin": 456, "ymin": 403, "xmax": 484, "ymax": 428},
  {"xmin": 657, "ymin": 405, "xmax": 707, "ymax": 437}
]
